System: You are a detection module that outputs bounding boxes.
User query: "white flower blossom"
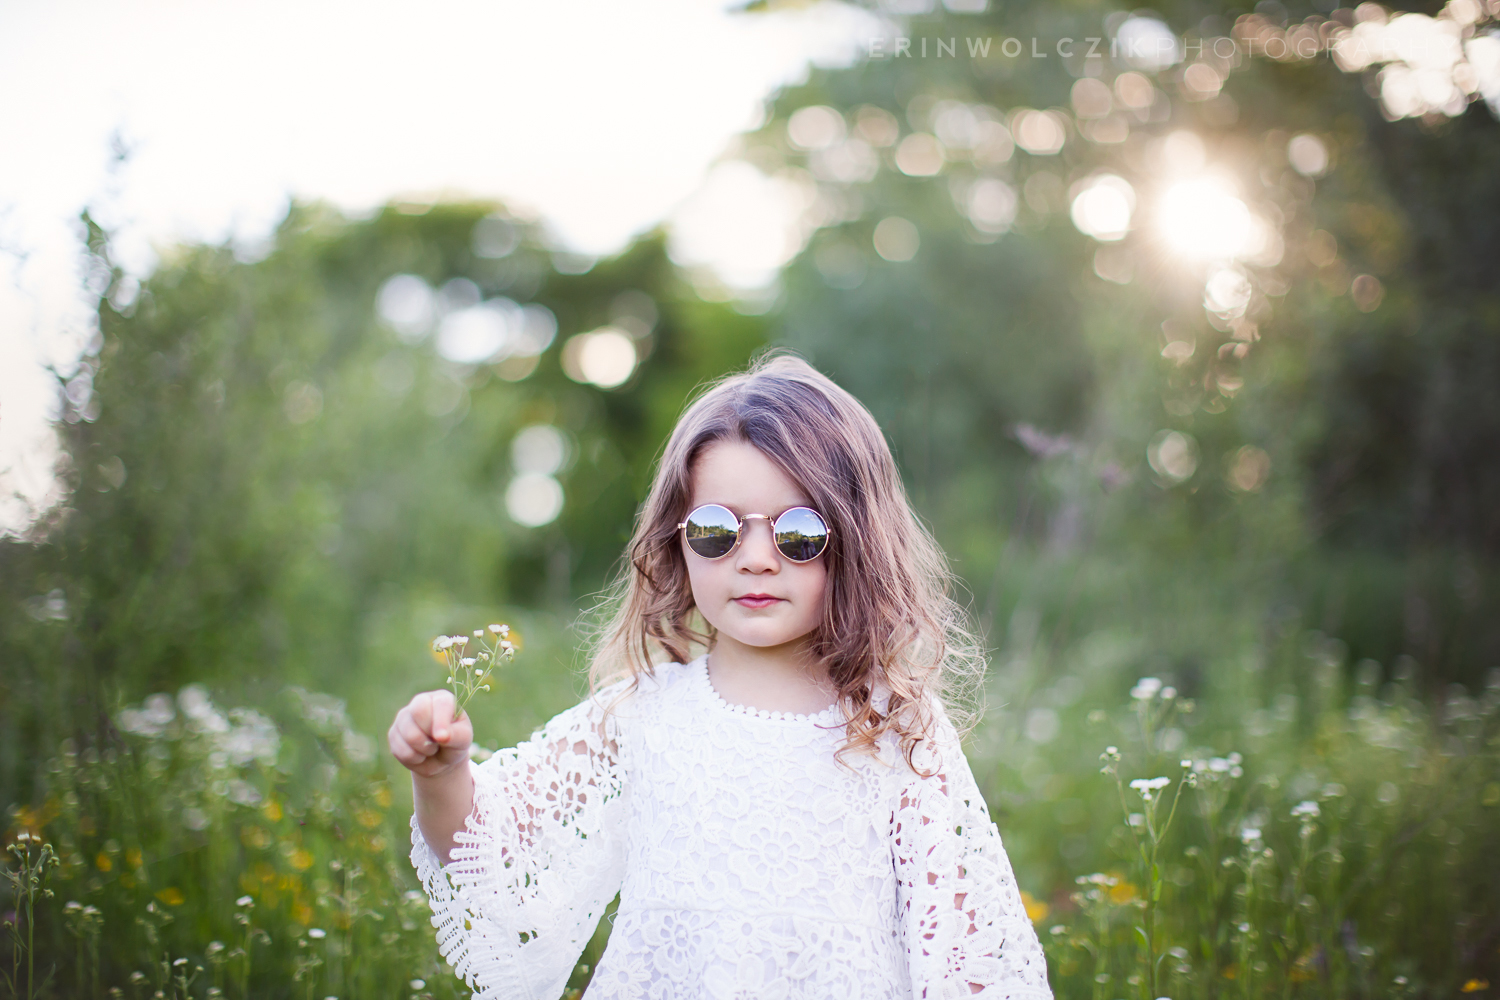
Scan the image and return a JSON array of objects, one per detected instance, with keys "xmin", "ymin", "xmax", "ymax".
[
  {"xmin": 1131, "ymin": 677, "xmax": 1163, "ymax": 701},
  {"xmin": 1130, "ymin": 775, "xmax": 1172, "ymax": 801},
  {"xmin": 1291, "ymin": 800, "xmax": 1320, "ymax": 818}
]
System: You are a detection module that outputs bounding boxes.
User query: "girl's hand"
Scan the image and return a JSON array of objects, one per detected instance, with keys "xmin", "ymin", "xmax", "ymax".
[{"xmin": 388, "ymin": 689, "xmax": 474, "ymax": 778}]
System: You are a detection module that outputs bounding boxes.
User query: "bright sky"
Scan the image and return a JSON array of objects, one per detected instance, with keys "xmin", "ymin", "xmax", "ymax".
[{"xmin": 0, "ymin": 0, "xmax": 883, "ymax": 535}]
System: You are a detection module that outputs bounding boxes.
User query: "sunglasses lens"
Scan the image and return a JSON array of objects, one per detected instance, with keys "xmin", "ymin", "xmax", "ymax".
[
  {"xmin": 683, "ymin": 504, "xmax": 740, "ymax": 559},
  {"xmin": 774, "ymin": 507, "xmax": 829, "ymax": 562}
]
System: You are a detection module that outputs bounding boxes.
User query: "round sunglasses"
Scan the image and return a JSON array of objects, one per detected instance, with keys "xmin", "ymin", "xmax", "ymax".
[{"xmin": 678, "ymin": 503, "xmax": 831, "ymax": 563}]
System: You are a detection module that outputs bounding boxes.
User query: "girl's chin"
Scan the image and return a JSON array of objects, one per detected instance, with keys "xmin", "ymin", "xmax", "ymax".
[{"xmin": 713, "ymin": 623, "xmax": 816, "ymax": 650}]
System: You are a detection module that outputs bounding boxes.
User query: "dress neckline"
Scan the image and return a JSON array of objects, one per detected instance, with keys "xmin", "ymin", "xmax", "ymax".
[{"xmin": 693, "ymin": 655, "xmax": 844, "ymax": 725}]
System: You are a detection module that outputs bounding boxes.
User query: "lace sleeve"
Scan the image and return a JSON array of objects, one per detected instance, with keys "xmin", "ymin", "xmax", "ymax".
[
  {"xmin": 892, "ymin": 707, "xmax": 1052, "ymax": 1000},
  {"xmin": 410, "ymin": 682, "xmax": 631, "ymax": 1000}
]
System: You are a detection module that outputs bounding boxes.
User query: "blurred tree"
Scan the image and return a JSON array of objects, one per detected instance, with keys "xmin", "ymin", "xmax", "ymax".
[
  {"xmin": 732, "ymin": 0, "xmax": 1499, "ymax": 686},
  {"xmin": 0, "ymin": 200, "xmax": 765, "ymax": 807}
]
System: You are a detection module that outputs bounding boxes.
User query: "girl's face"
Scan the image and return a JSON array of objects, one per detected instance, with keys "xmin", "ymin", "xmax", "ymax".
[{"xmin": 682, "ymin": 439, "xmax": 828, "ymax": 654}]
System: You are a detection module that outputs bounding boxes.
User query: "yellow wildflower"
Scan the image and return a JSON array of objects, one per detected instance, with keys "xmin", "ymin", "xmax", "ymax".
[{"xmin": 1020, "ymin": 890, "xmax": 1050, "ymax": 923}]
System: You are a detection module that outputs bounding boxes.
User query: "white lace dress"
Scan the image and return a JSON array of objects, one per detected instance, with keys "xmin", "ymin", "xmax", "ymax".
[{"xmin": 410, "ymin": 655, "xmax": 1052, "ymax": 1000}]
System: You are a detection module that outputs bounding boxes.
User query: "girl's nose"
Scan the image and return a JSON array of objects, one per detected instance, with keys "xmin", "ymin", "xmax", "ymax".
[{"xmin": 734, "ymin": 518, "xmax": 781, "ymax": 571}]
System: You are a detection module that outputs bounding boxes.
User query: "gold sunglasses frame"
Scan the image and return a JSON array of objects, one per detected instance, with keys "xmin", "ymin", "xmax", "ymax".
[{"xmin": 676, "ymin": 504, "xmax": 832, "ymax": 563}]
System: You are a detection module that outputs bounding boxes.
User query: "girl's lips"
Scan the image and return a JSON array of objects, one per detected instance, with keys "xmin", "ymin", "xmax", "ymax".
[{"xmin": 733, "ymin": 595, "xmax": 782, "ymax": 608}]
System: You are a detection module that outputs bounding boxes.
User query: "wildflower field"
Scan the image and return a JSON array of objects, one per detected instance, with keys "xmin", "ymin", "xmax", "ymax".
[
  {"xmin": 5, "ymin": 1, "xmax": 1500, "ymax": 987},
  {"xmin": 5, "ymin": 612, "xmax": 1498, "ymax": 999}
]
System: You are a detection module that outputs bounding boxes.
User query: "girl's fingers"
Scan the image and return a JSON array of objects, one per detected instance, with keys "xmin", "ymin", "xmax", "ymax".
[
  {"xmin": 398, "ymin": 716, "xmax": 438, "ymax": 756},
  {"xmin": 450, "ymin": 713, "xmax": 474, "ymax": 746},
  {"xmin": 428, "ymin": 689, "xmax": 458, "ymax": 744},
  {"xmin": 411, "ymin": 689, "xmax": 456, "ymax": 743},
  {"xmin": 409, "ymin": 691, "xmax": 446, "ymax": 741},
  {"xmin": 387, "ymin": 731, "xmax": 421, "ymax": 768}
]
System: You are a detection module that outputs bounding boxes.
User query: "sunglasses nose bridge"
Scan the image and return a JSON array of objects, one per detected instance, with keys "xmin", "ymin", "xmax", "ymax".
[{"xmin": 734, "ymin": 514, "xmax": 779, "ymax": 557}]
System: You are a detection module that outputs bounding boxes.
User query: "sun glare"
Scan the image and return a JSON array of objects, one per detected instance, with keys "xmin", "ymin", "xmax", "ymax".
[{"xmin": 1156, "ymin": 176, "xmax": 1255, "ymax": 260}]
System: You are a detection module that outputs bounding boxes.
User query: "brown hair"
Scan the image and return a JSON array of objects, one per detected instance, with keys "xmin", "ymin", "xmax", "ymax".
[{"xmin": 584, "ymin": 351, "xmax": 985, "ymax": 773}]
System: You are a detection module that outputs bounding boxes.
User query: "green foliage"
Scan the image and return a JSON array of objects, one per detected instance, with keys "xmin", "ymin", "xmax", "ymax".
[
  {"xmin": 0, "ymin": 200, "xmax": 768, "ymax": 804},
  {"xmin": 972, "ymin": 611, "xmax": 1500, "ymax": 996},
  {"xmin": 5, "ymin": 683, "xmax": 467, "ymax": 999},
  {"xmin": 756, "ymin": 0, "xmax": 1500, "ymax": 684},
  {"xmin": 5, "ymin": 628, "xmax": 1497, "ymax": 998}
]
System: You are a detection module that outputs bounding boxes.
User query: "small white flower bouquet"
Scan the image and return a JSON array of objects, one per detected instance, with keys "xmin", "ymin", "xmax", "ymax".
[{"xmin": 431, "ymin": 623, "xmax": 516, "ymax": 718}]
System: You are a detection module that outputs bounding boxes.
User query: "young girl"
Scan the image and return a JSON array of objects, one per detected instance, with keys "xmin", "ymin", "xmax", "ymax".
[{"xmin": 388, "ymin": 354, "xmax": 1052, "ymax": 999}]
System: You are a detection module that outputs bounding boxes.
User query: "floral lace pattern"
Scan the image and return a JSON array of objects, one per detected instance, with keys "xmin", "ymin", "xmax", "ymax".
[{"xmin": 411, "ymin": 656, "xmax": 1052, "ymax": 1000}]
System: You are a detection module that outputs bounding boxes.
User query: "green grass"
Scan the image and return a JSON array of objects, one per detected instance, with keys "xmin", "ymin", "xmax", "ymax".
[{"xmin": 4, "ymin": 624, "xmax": 1498, "ymax": 999}]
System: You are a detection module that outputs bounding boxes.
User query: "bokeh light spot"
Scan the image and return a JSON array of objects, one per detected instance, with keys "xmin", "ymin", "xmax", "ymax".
[
  {"xmin": 437, "ymin": 302, "xmax": 510, "ymax": 364},
  {"xmin": 1288, "ymin": 134, "xmax": 1330, "ymax": 176},
  {"xmin": 562, "ymin": 328, "xmax": 637, "ymax": 388},
  {"xmin": 1114, "ymin": 72, "xmax": 1157, "ymax": 111},
  {"xmin": 853, "ymin": 105, "xmax": 900, "ymax": 147},
  {"xmin": 1117, "ymin": 16, "xmax": 1183, "ymax": 71},
  {"xmin": 1071, "ymin": 78, "xmax": 1114, "ymax": 119},
  {"xmin": 511, "ymin": 425, "xmax": 569, "ymax": 476},
  {"xmin": 971, "ymin": 120, "xmax": 1016, "ymax": 164},
  {"xmin": 966, "ymin": 179, "xmax": 1019, "ymax": 234},
  {"xmin": 787, "ymin": 105, "xmax": 846, "ymax": 150},
  {"xmin": 472, "ymin": 215, "xmax": 521, "ymax": 258},
  {"xmin": 1351, "ymin": 274, "xmax": 1386, "ymax": 312},
  {"xmin": 505, "ymin": 473, "xmax": 564, "ymax": 528},
  {"xmin": 895, "ymin": 132, "xmax": 945, "ymax": 175},
  {"xmin": 376, "ymin": 274, "xmax": 435, "ymax": 342},
  {"xmin": 1148, "ymin": 430, "xmax": 1199, "ymax": 483},
  {"xmin": 1204, "ymin": 267, "xmax": 1254, "ymax": 317},
  {"xmin": 873, "ymin": 217, "xmax": 920, "ymax": 261},
  {"xmin": 1070, "ymin": 174, "xmax": 1135, "ymax": 242},
  {"xmin": 1227, "ymin": 445, "xmax": 1272, "ymax": 492},
  {"xmin": 1012, "ymin": 110, "xmax": 1066, "ymax": 155},
  {"xmin": 1182, "ymin": 62, "xmax": 1224, "ymax": 99}
]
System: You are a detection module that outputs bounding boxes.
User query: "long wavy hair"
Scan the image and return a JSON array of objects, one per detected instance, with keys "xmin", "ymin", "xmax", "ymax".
[{"xmin": 584, "ymin": 351, "xmax": 985, "ymax": 773}]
